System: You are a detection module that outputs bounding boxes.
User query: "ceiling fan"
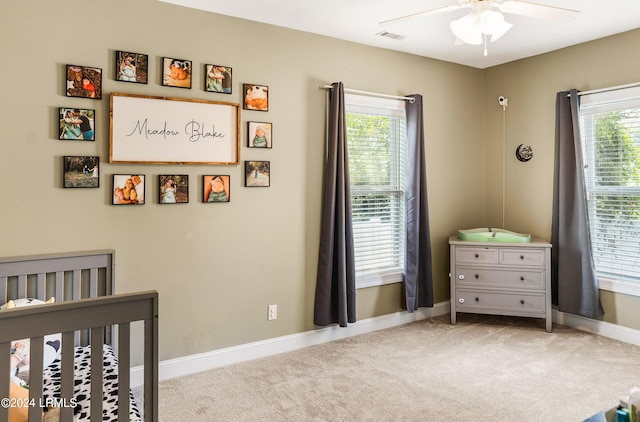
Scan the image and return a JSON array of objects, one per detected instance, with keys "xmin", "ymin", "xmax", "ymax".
[{"xmin": 379, "ymin": 0, "xmax": 579, "ymax": 55}]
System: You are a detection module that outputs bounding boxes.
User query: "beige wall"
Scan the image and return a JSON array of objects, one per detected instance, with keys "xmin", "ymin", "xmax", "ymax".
[
  {"xmin": 483, "ymin": 29, "xmax": 640, "ymax": 330},
  {"xmin": 2, "ymin": 1, "xmax": 637, "ymax": 363},
  {"xmin": 0, "ymin": 0, "xmax": 484, "ymax": 361}
]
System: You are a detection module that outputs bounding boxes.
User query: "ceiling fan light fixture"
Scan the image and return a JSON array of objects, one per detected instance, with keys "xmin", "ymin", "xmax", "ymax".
[
  {"xmin": 450, "ymin": 14, "xmax": 483, "ymax": 45},
  {"xmin": 490, "ymin": 21, "xmax": 512, "ymax": 42},
  {"xmin": 479, "ymin": 10, "xmax": 501, "ymax": 31},
  {"xmin": 482, "ymin": 11, "xmax": 513, "ymax": 42},
  {"xmin": 450, "ymin": 9, "xmax": 513, "ymax": 47}
]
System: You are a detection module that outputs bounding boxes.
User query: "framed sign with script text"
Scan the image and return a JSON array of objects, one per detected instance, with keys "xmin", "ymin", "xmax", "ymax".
[{"xmin": 109, "ymin": 93, "xmax": 240, "ymax": 164}]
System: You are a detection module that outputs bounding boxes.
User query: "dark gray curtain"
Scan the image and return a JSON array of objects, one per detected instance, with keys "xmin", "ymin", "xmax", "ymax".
[
  {"xmin": 314, "ymin": 82, "xmax": 357, "ymax": 327},
  {"xmin": 404, "ymin": 94, "xmax": 434, "ymax": 311},
  {"xmin": 551, "ymin": 89, "xmax": 603, "ymax": 318}
]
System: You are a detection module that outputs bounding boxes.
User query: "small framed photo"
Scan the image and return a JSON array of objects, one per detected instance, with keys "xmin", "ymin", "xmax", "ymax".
[
  {"xmin": 115, "ymin": 51, "xmax": 148, "ymax": 84},
  {"xmin": 63, "ymin": 156, "xmax": 99, "ymax": 188},
  {"xmin": 159, "ymin": 175, "xmax": 189, "ymax": 204},
  {"xmin": 247, "ymin": 121, "xmax": 272, "ymax": 148},
  {"xmin": 243, "ymin": 84, "xmax": 269, "ymax": 111},
  {"xmin": 245, "ymin": 161, "xmax": 270, "ymax": 187},
  {"xmin": 59, "ymin": 108, "xmax": 95, "ymax": 141},
  {"xmin": 162, "ymin": 57, "xmax": 192, "ymax": 89},
  {"xmin": 112, "ymin": 174, "xmax": 145, "ymax": 205},
  {"xmin": 203, "ymin": 175, "xmax": 230, "ymax": 202},
  {"xmin": 66, "ymin": 65, "xmax": 102, "ymax": 99},
  {"xmin": 204, "ymin": 64, "xmax": 232, "ymax": 94}
]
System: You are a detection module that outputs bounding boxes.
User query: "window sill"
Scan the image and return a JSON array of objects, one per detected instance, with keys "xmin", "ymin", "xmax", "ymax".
[
  {"xmin": 356, "ymin": 271, "xmax": 404, "ymax": 289},
  {"xmin": 598, "ymin": 277, "xmax": 640, "ymax": 298}
]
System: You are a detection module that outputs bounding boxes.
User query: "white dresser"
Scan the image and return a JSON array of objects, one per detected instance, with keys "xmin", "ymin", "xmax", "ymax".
[{"xmin": 449, "ymin": 235, "xmax": 552, "ymax": 332}]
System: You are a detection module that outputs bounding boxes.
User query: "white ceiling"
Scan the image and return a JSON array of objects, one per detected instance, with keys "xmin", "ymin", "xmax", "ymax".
[{"xmin": 160, "ymin": 0, "xmax": 640, "ymax": 69}]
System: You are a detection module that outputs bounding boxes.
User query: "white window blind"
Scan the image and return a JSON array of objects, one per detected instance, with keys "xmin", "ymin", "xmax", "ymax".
[
  {"xmin": 345, "ymin": 94, "xmax": 406, "ymax": 288},
  {"xmin": 579, "ymin": 86, "xmax": 640, "ymax": 286}
]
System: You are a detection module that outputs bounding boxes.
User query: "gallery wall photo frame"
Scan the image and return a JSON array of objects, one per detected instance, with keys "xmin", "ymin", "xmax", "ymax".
[
  {"xmin": 115, "ymin": 50, "xmax": 149, "ymax": 84},
  {"xmin": 59, "ymin": 108, "xmax": 95, "ymax": 141},
  {"xmin": 162, "ymin": 57, "xmax": 192, "ymax": 89},
  {"xmin": 203, "ymin": 175, "xmax": 230, "ymax": 203},
  {"xmin": 112, "ymin": 174, "xmax": 145, "ymax": 205},
  {"xmin": 63, "ymin": 156, "xmax": 100, "ymax": 188},
  {"xmin": 204, "ymin": 64, "xmax": 232, "ymax": 94},
  {"xmin": 247, "ymin": 121, "xmax": 272, "ymax": 148},
  {"xmin": 243, "ymin": 84, "xmax": 269, "ymax": 111},
  {"xmin": 159, "ymin": 174, "xmax": 189, "ymax": 204},
  {"xmin": 110, "ymin": 93, "xmax": 241, "ymax": 165},
  {"xmin": 245, "ymin": 161, "xmax": 270, "ymax": 187},
  {"xmin": 66, "ymin": 65, "xmax": 102, "ymax": 99}
]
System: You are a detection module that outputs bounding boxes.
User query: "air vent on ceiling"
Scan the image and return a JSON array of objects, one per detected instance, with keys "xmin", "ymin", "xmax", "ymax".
[{"xmin": 376, "ymin": 31, "xmax": 405, "ymax": 41}]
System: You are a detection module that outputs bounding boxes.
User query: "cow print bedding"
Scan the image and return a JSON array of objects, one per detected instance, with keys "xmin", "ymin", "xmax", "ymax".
[{"xmin": 42, "ymin": 344, "xmax": 142, "ymax": 421}]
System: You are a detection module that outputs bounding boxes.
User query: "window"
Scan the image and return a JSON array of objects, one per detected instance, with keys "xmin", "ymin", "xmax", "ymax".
[
  {"xmin": 579, "ymin": 86, "xmax": 640, "ymax": 295},
  {"xmin": 344, "ymin": 94, "xmax": 406, "ymax": 288}
]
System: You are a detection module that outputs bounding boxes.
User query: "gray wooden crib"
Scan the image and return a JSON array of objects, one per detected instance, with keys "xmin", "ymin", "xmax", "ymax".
[{"xmin": 0, "ymin": 250, "xmax": 158, "ymax": 422}]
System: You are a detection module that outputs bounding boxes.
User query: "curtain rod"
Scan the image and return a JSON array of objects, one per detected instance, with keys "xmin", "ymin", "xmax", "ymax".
[
  {"xmin": 567, "ymin": 81, "xmax": 640, "ymax": 97},
  {"xmin": 320, "ymin": 85, "xmax": 415, "ymax": 103}
]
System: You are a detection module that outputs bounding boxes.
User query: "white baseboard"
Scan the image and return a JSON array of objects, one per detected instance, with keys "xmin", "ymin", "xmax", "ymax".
[
  {"xmin": 130, "ymin": 302, "xmax": 640, "ymax": 388},
  {"xmin": 130, "ymin": 301, "xmax": 450, "ymax": 387},
  {"xmin": 553, "ymin": 309, "xmax": 640, "ymax": 347}
]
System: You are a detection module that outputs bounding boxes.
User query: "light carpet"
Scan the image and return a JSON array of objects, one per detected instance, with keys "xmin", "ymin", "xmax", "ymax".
[{"xmin": 150, "ymin": 314, "xmax": 640, "ymax": 421}]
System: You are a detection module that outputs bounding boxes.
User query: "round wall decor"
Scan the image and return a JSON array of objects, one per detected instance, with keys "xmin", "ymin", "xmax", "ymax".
[{"xmin": 515, "ymin": 144, "xmax": 533, "ymax": 162}]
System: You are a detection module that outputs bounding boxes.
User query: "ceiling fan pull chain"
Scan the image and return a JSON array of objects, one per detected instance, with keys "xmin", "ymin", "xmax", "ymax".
[{"xmin": 484, "ymin": 34, "xmax": 488, "ymax": 56}]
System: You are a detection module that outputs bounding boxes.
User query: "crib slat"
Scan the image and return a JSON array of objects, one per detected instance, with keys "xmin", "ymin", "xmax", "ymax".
[
  {"xmin": 0, "ymin": 341, "xmax": 9, "ymax": 421},
  {"xmin": 59, "ymin": 331, "xmax": 75, "ymax": 421},
  {"xmin": 28, "ymin": 336, "xmax": 45, "ymax": 422},
  {"xmin": 72, "ymin": 269, "xmax": 81, "ymax": 300},
  {"xmin": 105, "ymin": 262, "xmax": 114, "ymax": 346},
  {"xmin": 0, "ymin": 276, "xmax": 7, "ymax": 304},
  {"xmin": 36, "ymin": 273, "xmax": 46, "ymax": 301},
  {"xmin": 54, "ymin": 271, "xmax": 64, "ymax": 302},
  {"xmin": 118, "ymin": 323, "xmax": 131, "ymax": 421},
  {"xmin": 90, "ymin": 327, "xmax": 104, "ymax": 422},
  {"xmin": 17, "ymin": 275, "xmax": 27, "ymax": 297},
  {"xmin": 89, "ymin": 268, "xmax": 98, "ymax": 298},
  {"xmin": 72, "ymin": 270, "xmax": 86, "ymax": 348},
  {"xmin": 105, "ymin": 262, "xmax": 113, "ymax": 296},
  {"xmin": 144, "ymin": 313, "xmax": 158, "ymax": 422}
]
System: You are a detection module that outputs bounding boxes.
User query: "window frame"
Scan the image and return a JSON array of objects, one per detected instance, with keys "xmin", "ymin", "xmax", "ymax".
[
  {"xmin": 344, "ymin": 94, "xmax": 407, "ymax": 289},
  {"xmin": 579, "ymin": 86, "xmax": 640, "ymax": 297}
]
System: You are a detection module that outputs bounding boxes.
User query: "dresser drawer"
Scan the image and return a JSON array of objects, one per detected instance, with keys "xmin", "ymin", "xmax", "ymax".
[
  {"xmin": 455, "ymin": 247, "xmax": 499, "ymax": 264},
  {"xmin": 455, "ymin": 289, "xmax": 546, "ymax": 314},
  {"xmin": 500, "ymin": 249, "xmax": 546, "ymax": 266},
  {"xmin": 455, "ymin": 267, "xmax": 545, "ymax": 290}
]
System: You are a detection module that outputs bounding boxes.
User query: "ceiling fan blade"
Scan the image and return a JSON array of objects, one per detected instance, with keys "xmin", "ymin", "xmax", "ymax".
[
  {"xmin": 379, "ymin": 4, "xmax": 466, "ymax": 26},
  {"xmin": 499, "ymin": 1, "xmax": 579, "ymax": 22}
]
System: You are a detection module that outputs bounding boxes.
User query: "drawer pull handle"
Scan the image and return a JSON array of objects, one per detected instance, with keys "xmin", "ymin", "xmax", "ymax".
[
  {"xmin": 458, "ymin": 298, "xmax": 465, "ymax": 304},
  {"xmin": 520, "ymin": 255, "xmax": 524, "ymax": 260},
  {"xmin": 458, "ymin": 275, "xmax": 465, "ymax": 280},
  {"xmin": 520, "ymin": 276, "xmax": 525, "ymax": 281},
  {"xmin": 475, "ymin": 297, "xmax": 479, "ymax": 302},
  {"xmin": 475, "ymin": 254, "xmax": 479, "ymax": 258},
  {"xmin": 475, "ymin": 274, "xmax": 479, "ymax": 279},
  {"xmin": 520, "ymin": 300, "xmax": 525, "ymax": 305}
]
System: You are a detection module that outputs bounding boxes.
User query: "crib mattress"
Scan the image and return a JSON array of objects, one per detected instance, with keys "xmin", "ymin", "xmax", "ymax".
[{"xmin": 42, "ymin": 344, "xmax": 142, "ymax": 422}]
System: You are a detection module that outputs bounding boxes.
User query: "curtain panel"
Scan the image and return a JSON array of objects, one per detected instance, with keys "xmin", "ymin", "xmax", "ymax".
[
  {"xmin": 551, "ymin": 89, "xmax": 603, "ymax": 319},
  {"xmin": 314, "ymin": 82, "xmax": 357, "ymax": 327},
  {"xmin": 404, "ymin": 94, "xmax": 434, "ymax": 311}
]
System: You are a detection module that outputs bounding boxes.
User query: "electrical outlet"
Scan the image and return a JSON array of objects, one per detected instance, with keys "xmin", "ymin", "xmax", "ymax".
[{"xmin": 268, "ymin": 304, "xmax": 277, "ymax": 320}]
